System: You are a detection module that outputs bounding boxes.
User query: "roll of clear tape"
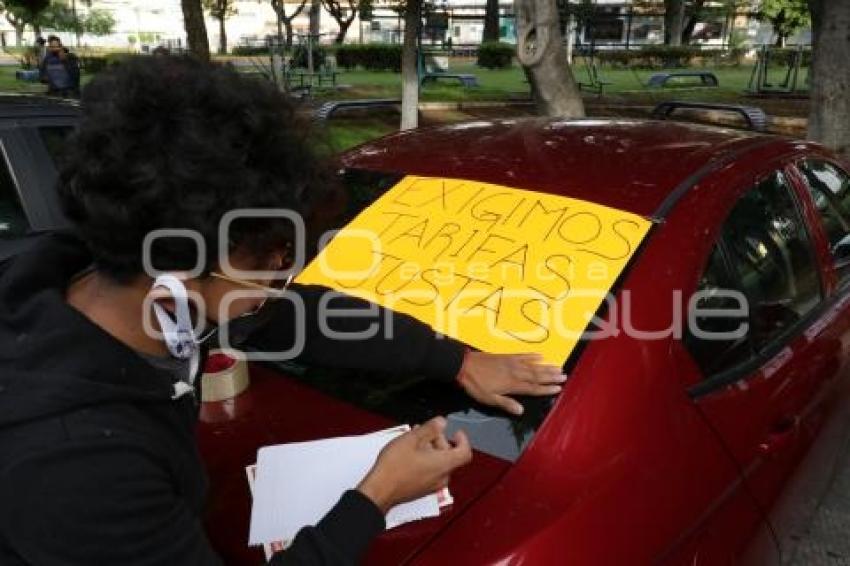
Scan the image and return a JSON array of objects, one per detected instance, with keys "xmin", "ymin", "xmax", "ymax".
[{"xmin": 201, "ymin": 349, "xmax": 250, "ymax": 402}]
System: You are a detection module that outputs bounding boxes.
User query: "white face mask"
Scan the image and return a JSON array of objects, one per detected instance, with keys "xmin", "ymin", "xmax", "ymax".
[{"xmin": 150, "ymin": 274, "xmax": 207, "ymax": 399}]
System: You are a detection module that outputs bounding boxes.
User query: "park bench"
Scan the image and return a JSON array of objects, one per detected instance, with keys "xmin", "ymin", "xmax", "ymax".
[
  {"xmin": 288, "ymin": 85, "xmax": 312, "ymax": 99},
  {"xmin": 647, "ymin": 71, "xmax": 719, "ymax": 88},
  {"xmin": 286, "ymin": 68, "xmax": 338, "ymax": 89},
  {"xmin": 578, "ymin": 59, "xmax": 612, "ymax": 94},
  {"xmin": 15, "ymin": 69, "xmax": 40, "ymax": 82},
  {"xmin": 651, "ymin": 100, "xmax": 769, "ymax": 132},
  {"xmin": 421, "ymin": 73, "xmax": 479, "ymax": 87},
  {"xmin": 314, "ymin": 99, "xmax": 401, "ymax": 121}
]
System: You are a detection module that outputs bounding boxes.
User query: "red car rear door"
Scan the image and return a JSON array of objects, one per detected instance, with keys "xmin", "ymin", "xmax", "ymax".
[{"xmin": 684, "ymin": 165, "xmax": 841, "ymax": 561}]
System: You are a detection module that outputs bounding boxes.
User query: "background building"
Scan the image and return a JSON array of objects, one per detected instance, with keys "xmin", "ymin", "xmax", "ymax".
[{"xmin": 0, "ymin": 0, "xmax": 810, "ymax": 53}]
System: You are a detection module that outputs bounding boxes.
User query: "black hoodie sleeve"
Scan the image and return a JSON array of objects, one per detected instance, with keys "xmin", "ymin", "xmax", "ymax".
[
  {"xmin": 270, "ymin": 491, "xmax": 385, "ymax": 565},
  {"xmin": 0, "ymin": 437, "xmax": 383, "ymax": 566},
  {"xmin": 237, "ymin": 283, "xmax": 466, "ymax": 382}
]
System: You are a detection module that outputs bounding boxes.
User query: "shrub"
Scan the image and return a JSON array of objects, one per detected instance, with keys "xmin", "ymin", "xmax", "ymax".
[
  {"xmin": 763, "ymin": 47, "xmax": 811, "ymax": 67},
  {"xmin": 79, "ymin": 55, "xmax": 108, "ymax": 73},
  {"xmin": 232, "ymin": 45, "xmax": 268, "ymax": 57},
  {"xmin": 103, "ymin": 52, "xmax": 136, "ymax": 67},
  {"xmin": 18, "ymin": 52, "xmax": 39, "ymax": 70},
  {"xmin": 593, "ymin": 46, "xmax": 730, "ymax": 69},
  {"xmin": 476, "ymin": 42, "xmax": 514, "ymax": 69},
  {"xmin": 335, "ymin": 44, "xmax": 402, "ymax": 71},
  {"xmin": 79, "ymin": 53, "xmax": 134, "ymax": 73},
  {"xmin": 291, "ymin": 43, "xmax": 330, "ymax": 69}
]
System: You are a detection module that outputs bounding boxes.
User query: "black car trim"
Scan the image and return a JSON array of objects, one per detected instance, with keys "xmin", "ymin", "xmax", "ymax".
[
  {"xmin": 686, "ymin": 164, "xmax": 833, "ymax": 398},
  {"xmin": 0, "ymin": 132, "xmax": 41, "ymax": 230},
  {"xmin": 21, "ymin": 124, "xmax": 75, "ymax": 228},
  {"xmin": 687, "ymin": 289, "xmax": 839, "ymax": 398},
  {"xmin": 651, "ymin": 136, "xmax": 781, "ymax": 221}
]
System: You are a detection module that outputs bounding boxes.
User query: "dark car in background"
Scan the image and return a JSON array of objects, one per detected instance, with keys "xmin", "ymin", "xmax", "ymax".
[{"xmin": 0, "ymin": 95, "xmax": 77, "ymax": 259}]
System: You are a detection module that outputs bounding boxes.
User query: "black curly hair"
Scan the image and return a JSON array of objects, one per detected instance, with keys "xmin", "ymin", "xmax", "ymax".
[{"xmin": 58, "ymin": 56, "xmax": 327, "ymax": 282}]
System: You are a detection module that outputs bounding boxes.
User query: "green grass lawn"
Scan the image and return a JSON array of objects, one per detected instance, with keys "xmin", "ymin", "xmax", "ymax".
[
  {"xmin": 319, "ymin": 116, "xmax": 397, "ymax": 153},
  {"xmin": 0, "ymin": 53, "xmax": 798, "ymax": 107},
  {"xmin": 313, "ymin": 59, "xmax": 807, "ymax": 107},
  {"xmin": 305, "ymin": 59, "xmax": 810, "ymax": 152},
  {"xmin": 0, "ymin": 65, "xmax": 97, "ymax": 95},
  {"xmin": 0, "ymin": 66, "xmax": 47, "ymax": 94},
  {"xmin": 0, "ymin": 56, "xmax": 802, "ymax": 154}
]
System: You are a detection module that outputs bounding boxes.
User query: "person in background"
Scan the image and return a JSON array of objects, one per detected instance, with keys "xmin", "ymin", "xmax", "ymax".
[
  {"xmin": 33, "ymin": 37, "xmax": 46, "ymax": 63},
  {"xmin": 0, "ymin": 57, "xmax": 565, "ymax": 565},
  {"xmin": 39, "ymin": 35, "xmax": 80, "ymax": 98}
]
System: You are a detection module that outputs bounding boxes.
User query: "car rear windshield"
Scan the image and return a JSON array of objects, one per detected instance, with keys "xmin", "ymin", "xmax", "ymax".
[{"xmin": 275, "ymin": 168, "xmax": 580, "ymax": 462}]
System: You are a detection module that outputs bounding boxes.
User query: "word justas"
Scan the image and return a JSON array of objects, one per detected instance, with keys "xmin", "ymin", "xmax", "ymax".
[{"xmin": 297, "ymin": 176, "xmax": 652, "ymax": 365}]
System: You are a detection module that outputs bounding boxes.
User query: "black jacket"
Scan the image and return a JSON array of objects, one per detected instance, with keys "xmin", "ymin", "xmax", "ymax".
[{"xmin": 0, "ymin": 232, "xmax": 464, "ymax": 565}]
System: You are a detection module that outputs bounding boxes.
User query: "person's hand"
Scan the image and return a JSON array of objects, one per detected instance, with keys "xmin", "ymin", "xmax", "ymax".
[
  {"xmin": 457, "ymin": 352, "xmax": 566, "ymax": 416},
  {"xmin": 357, "ymin": 417, "xmax": 471, "ymax": 514}
]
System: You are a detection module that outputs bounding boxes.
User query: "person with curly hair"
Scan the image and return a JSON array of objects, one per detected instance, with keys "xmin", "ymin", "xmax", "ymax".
[{"xmin": 0, "ymin": 57, "xmax": 565, "ymax": 565}]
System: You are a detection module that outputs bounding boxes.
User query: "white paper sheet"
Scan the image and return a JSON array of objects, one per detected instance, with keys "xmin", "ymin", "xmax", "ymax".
[{"xmin": 248, "ymin": 426, "xmax": 442, "ymax": 546}]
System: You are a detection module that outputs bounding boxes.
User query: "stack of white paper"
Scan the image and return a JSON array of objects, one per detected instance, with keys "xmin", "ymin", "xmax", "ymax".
[{"xmin": 248, "ymin": 425, "xmax": 452, "ymax": 550}]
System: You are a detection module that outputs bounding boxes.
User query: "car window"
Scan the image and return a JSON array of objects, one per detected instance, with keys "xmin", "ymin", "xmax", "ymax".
[
  {"xmin": 0, "ymin": 143, "xmax": 29, "ymax": 239},
  {"xmin": 797, "ymin": 160, "xmax": 850, "ymax": 286},
  {"xmin": 684, "ymin": 246, "xmax": 753, "ymax": 377},
  {"xmin": 266, "ymin": 169, "xmax": 557, "ymax": 463},
  {"xmin": 38, "ymin": 125, "xmax": 74, "ymax": 167},
  {"xmin": 685, "ymin": 170, "xmax": 822, "ymax": 379},
  {"xmin": 724, "ymin": 171, "xmax": 821, "ymax": 350}
]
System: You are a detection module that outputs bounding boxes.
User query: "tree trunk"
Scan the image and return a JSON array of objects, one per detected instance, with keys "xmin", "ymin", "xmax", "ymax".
[
  {"xmin": 6, "ymin": 14, "xmax": 24, "ymax": 48},
  {"xmin": 218, "ymin": 16, "xmax": 227, "ymax": 53},
  {"xmin": 284, "ymin": 20, "xmax": 294, "ymax": 48},
  {"xmin": 514, "ymin": 0, "xmax": 584, "ymax": 118},
  {"xmin": 400, "ymin": 0, "xmax": 420, "ymax": 130},
  {"xmin": 335, "ymin": 19, "xmax": 352, "ymax": 43},
  {"xmin": 72, "ymin": 0, "xmax": 81, "ymax": 47},
  {"xmin": 681, "ymin": 0, "xmax": 706, "ymax": 45},
  {"xmin": 808, "ymin": 0, "xmax": 850, "ymax": 162},
  {"xmin": 309, "ymin": 0, "xmax": 321, "ymax": 37},
  {"xmin": 276, "ymin": 12, "xmax": 284, "ymax": 44},
  {"xmin": 771, "ymin": 11, "xmax": 787, "ymax": 47},
  {"xmin": 682, "ymin": 18, "xmax": 696, "ymax": 45},
  {"xmin": 664, "ymin": 0, "xmax": 685, "ymax": 46},
  {"xmin": 565, "ymin": 12, "xmax": 575, "ymax": 64},
  {"xmin": 181, "ymin": 0, "xmax": 210, "ymax": 60},
  {"xmin": 482, "ymin": 0, "xmax": 500, "ymax": 43}
]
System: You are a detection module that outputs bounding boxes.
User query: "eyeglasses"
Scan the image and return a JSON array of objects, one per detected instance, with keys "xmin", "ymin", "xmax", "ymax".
[{"xmin": 209, "ymin": 271, "xmax": 294, "ymax": 316}]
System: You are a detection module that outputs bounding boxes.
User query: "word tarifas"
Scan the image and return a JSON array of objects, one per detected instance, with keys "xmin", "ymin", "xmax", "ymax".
[{"xmin": 298, "ymin": 176, "xmax": 652, "ymax": 364}]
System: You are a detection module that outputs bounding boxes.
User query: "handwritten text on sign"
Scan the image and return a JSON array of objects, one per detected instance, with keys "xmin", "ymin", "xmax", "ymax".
[{"xmin": 296, "ymin": 176, "xmax": 652, "ymax": 365}]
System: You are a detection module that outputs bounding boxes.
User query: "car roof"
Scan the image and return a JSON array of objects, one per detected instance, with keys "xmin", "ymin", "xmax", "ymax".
[
  {"xmin": 0, "ymin": 94, "xmax": 79, "ymax": 119},
  {"xmin": 341, "ymin": 118, "xmax": 787, "ymax": 219}
]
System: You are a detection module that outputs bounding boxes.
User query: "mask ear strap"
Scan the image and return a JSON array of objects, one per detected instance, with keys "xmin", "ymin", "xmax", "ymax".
[
  {"xmin": 152, "ymin": 275, "xmax": 193, "ymax": 330},
  {"xmin": 151, "ymin": 275, "xmax": 201, "ymax": 398}
]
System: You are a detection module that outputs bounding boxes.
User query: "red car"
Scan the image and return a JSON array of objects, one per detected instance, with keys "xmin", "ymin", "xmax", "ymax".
[{"xmin": 198, "ymin": 118, "xmax": 850, "ymax": 565}]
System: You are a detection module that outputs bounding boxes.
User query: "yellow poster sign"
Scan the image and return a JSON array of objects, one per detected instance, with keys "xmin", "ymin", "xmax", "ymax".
[{"xmin": 296, "ymin": 175, "xmax": 652, "ymax": 366}]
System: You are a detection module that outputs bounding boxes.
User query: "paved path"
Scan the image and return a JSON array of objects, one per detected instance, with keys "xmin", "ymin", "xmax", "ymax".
[
  {"xmin": 0, "ymin": 50, "xmax": 21, "ymax": 66},
  {"xmin": 790, "ymin": 435, "xmax": 850, "ymax": 565}
]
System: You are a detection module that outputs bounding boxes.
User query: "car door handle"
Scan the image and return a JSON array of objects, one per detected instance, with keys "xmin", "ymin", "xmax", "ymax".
[{"xmin": 758, "ymin": 416, "xmax": 800, "ymax": 456}]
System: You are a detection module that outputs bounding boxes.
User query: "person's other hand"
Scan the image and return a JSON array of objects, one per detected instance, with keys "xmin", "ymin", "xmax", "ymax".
[
  {"xmin": 458, "ymin": 352, "xmax": 566, "ymax": 416},
  {"xmin": 357, "ymin": 417, "xmax": 471, "ymax": 514}
]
